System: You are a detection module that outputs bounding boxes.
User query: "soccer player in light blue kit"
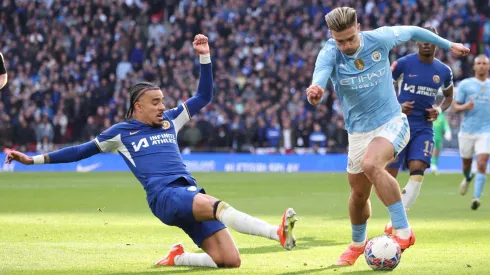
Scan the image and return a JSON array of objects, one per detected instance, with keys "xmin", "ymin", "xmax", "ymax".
[
  {"xmin": 384, "ymin": 26, "xmax": 454, "ymax": 233},
  {"xmin": 307, "ymin": 7, "xmax": 469, "ymax": 266},
  {"xmin": 453, "ymin": 54, "xmax": 490, "ymax": 210},
  {"xmin": 5, "ymin": 35, "xmax": 297, "ymax": 269}
]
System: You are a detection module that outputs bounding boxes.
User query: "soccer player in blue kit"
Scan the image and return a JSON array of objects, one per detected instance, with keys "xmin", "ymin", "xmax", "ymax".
[
  {"xmin": 307, "ymin": 7, "xmax": 469, "ymax": 266},
  {"xmin": 453, "ymin": 54, "xmax": 490, "ymax": 210},
  {"xmin": 5, "ymin": 34, "xmax": 297, "ymax": 269},
  {"xmin": 384, "ymin": 26, "xmax": 454, "ymax": 233}
]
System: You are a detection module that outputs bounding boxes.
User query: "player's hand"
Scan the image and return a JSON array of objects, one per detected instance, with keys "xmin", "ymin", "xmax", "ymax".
[
  {"xmin": 390, "ymin": 61, "xmax": 398, "ymax": 72},
  {"xmin": 450, "ymin": 42, "xmax": 470, "ymax": 57},
  {"xmin": 464, "ymin": 100, "xmax": 474, "ymax": 111},
  {"xmin": 193, "ymin": 34, "xmax": 210, "ymax": 55},
  {"xmin": 444, "ymin": 131, "xmax": 452, "ymax": 141},
  {"xmin": 401, "ymin": 101, "xmax": 415, "ymax": 115},
  {"xmin": 306, "ymin": 84, "xmax": 324, "ymax": 105},
  {"xmin": 425, "ymin": 106, "xmax": 439, "ymax": 122},
  {"xmin": 4, "ymin": 150, "xmax": 33, "ymax": 165}
]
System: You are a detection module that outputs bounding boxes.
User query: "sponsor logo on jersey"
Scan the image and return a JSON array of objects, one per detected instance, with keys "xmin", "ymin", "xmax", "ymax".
[
  {"xmin": 354, "ymin": 58, "xmax": 365, "ymax": 70},
  {"xmin": 162, "ymin": 120, "xmax": 171, "ymax": 130},
  {"xmin": 433, "ymin": 75, "xmax": 440, "ymax": 84},
  {"xmin": 371, "ymin": 51, "xmax": 381, "ymax": 62}
]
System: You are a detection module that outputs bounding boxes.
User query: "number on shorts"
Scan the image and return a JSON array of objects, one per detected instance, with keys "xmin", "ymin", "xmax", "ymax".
[{"xmin": 423, "ymin": 140, "xmax": 434, "ymax": 154}]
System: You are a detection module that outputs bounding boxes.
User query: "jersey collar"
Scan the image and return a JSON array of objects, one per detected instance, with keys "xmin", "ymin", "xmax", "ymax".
[{"xmin": 344, "ymin": 33, "xmax": 364, "ymax": 59}]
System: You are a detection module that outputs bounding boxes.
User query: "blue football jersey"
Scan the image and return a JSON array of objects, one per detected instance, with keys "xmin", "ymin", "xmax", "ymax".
[
  {"xmin": 393, "ymin": 53, "xmax": 453, "ymax": 129},
  {"xmin": 312, "ymin": 26, "xmax": 451, "ymax": 133},
  {"xmin": 455, "ymin": 77, "xmax": 490, "ymax": 134},
  {"xmin": 94, "ymin": 103, "xmax": 196, "ymax": 201}
]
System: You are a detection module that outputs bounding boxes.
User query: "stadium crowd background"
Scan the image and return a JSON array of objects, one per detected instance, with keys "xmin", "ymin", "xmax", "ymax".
[{"xmin": 0, "ymin": 0, "xmax": 489, "ymax": 154}]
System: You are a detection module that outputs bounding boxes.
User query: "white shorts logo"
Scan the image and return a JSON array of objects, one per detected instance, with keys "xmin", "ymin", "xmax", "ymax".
[
  {"xmin": 371, "ymin": 51, "xmax": 381, "ymax": 62},
  {"xmin": 187, "ymin": 186, "xmax": 197, "ymax": 192}
]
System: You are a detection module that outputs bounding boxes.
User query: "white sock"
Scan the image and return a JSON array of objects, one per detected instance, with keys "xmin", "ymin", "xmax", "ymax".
[
  {"xmin": 394, "ymin": 227, "xmax": 411, "ymax": 239},
  {"xmin": 216, "ymin": 202, "xmax": 280, "ymax": 241},
  {"xmin": 352, "ymin": 240, "xmax": 366, "ymax": 247},
  {"xmin": 175, "ymin": 252, "xmax": 218, "ymax": 268},
  {"xmin": 401, "ymin": 176, "xmax": 423, "ymax": 210}
]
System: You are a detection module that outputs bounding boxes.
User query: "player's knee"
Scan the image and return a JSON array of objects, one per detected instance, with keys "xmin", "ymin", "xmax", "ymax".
[
  {"xmin": 476, "ymin": 161, "xmax": 487, "ymax": 173},
  {"xmin": 351, "ymin": 189, "xmax": 370, "ymax": 204},
  {"xmin": 360, "ymin": 157, "xmax": 379, "ymax": 177},
  {"xmin": 216, "ymin": 255, "xmax": 241, "ymax": 268}
]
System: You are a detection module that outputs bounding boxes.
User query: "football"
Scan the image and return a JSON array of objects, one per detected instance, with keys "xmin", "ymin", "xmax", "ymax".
[{"xmin": 364, "ymin": 235, "xmax": 402, "ymax": 270}]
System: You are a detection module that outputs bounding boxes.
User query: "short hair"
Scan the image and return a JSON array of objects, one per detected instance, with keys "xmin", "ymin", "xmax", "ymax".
[
  {"xmin": 422, "ymin": 25, "xmax": 438, "ymax": 35},
  {"xmin": 475, "ymin": 54, "xmax": 489, "ymax": 63},
  {"xmin": 125, "ymin": 82, "xmax": 160, "ymax": 119},
  {"xmin": 325, "ymin": 7, "xmax": 357, "ymax": 32}
]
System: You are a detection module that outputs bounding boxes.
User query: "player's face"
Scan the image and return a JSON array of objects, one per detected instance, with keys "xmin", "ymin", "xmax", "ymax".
[
  {"xmin": 134, "ymin": 89, "xmax": 166, "ymax": 127},
  {"xmin": 473, "ymin": 56, "xmax": 490, "ymax": 76},
  {"xmin": 330, "ymin": 23, "xmax": 361, "ymax": 55},
  {"xmin": 416, "ymin": 41, "xmax": 436, "ymax": 57}
]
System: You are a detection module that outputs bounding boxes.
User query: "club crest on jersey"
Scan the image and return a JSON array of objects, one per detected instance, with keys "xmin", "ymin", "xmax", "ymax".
[
  {"xmin": 433, "ymin": 75, "xmax": 440, "ymax": 84},
  {"xmin": 371, "ymin": 51, "xmax": 381, "ymax": 62},
  {"xmin": 354, "ymin": 58, "xmax": 365, "ymax": 70},
  {"xmin": 162, "ymin": 120, "xmax": 171, "ymax": 130},
  {"xmin": 481, "ymin": 86, "xmax": 486, "ymax": 92}
]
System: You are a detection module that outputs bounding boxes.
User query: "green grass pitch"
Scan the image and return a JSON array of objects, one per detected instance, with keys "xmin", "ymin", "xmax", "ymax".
[{"xmin": 0, "ymin": 172, "xmax": 489, "ymax": 274}]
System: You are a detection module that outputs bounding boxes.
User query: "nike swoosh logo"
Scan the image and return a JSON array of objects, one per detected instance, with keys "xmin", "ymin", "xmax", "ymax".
[
  {"xmin": 129, "ymin": 131, "xmax": 140, "ymax": 135},
  {"xmin": 76, "ymin": 163, "xmax": 101, "ymax": 172},
  {"xmin": 408, "ymin": 74, "xmax": 417, "ymax": 77}
]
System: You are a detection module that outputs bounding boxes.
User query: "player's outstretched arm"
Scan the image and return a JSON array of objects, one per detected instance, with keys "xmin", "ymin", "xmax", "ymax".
[
  {"xmin": 385, "ymin": 26, "xmax": 470, "ymax": 57},
  {"xmin": 185, "ymin": 34, "xmax": 213, "ymax": 117},
  {"xmin": 5, "ymin": 141, "xmax": 101, "ymax": 165},
  {"xmin": 0, "ymin": 52, "xmax": 8, "ymax": 89}
]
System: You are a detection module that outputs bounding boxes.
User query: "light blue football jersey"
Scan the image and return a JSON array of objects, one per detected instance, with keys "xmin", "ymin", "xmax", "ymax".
[
  {"xmin": 455, "ymin": 77, "xmax": 490, "ymax": 134},
  {"xmin": 312, "ymin": 26, "xmax": 451, "ymax": 133}
]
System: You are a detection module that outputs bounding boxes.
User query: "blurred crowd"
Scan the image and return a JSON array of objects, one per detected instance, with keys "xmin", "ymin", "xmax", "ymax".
[{"xmin": 0, "ymin": 0, "xmax": 488, "ymax": 154}]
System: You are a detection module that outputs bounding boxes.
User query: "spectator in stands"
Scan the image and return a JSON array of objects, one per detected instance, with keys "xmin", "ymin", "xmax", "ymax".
[{"xmin": 0, "ymin": 0, "xmax": 486, "ymax": 155}]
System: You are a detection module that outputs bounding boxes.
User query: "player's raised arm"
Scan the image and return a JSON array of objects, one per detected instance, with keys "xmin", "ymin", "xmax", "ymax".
[
  {"xmin": 378, "ymin": 26, "xmax": 470, "ymax": 57},
  {"xmin": 5, "ymin": 140, "xmax": 101, "ymax": 165},
  {"xmin": 307, "ymin": 45, "xmax": 336, "ymax": 105},
  {"xmin": 165, "ymin": 34, "xmax": 213, "ymax": 131},
  {"xmin": 0, "ymin": 52, "xmax": 8, "ymax": 89}
]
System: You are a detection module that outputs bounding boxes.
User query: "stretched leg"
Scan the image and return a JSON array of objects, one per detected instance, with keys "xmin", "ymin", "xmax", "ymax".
[
  {"xmin": 471, "ymin": 154, "xmax": 489, "ymax": 210},
  {"xmin": 193, "ymin": 193, "xmax": 297, "ymax": 250},
  {"xmin": 361, "ymin": 137, "xmax": 414, "ymax": 250},
  {"xmin": 460, "ymin": 158, "xmax": 474, "ymax": 195},
  {"xmin": 336, "ymin": 172, "xmax": 372, "ymax": 266},
  {"xmin": 458, "ymin": 133, "xmax": 475, "ymax": 195}
]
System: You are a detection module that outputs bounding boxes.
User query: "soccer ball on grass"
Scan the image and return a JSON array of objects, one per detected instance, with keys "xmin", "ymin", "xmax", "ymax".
[{"xmin": 364, "ymin": 235, "xmax": 402, "ymax": 270}]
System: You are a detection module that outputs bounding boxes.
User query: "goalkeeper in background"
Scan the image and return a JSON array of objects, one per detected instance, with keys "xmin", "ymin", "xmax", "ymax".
[{"xmin": 431, "ymin": 103, "xmax": 452, "ymax": 174}]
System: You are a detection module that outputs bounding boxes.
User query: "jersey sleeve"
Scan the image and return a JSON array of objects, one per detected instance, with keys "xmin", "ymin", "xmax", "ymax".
[
  {"xmin": 442, "ymin": 65, "xmax": 454, "ymax": 90},
  {"xmin": 311, "ymin": 42, "xmax": 336, "ymax": 89},
  {"xmin": 165, "ymin": 103, "xmax": 191, "ymax": 132},
  {"xmin": 455, "ymin": 80, "xmax": 467, "ymax": 104},
  {"xmin": 373, "ymin": 26, "xmax": 452, "ymax": 50},
  {"xmin": 94, "ymin": 123, "xmax": 124, "ymax": 153}
]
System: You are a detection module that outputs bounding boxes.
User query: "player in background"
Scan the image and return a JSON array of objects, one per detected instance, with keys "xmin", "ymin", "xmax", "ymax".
[
  {"xmin": 384, "ymin": 26, "xmax": 454, "ymax": 233},
  {"xmin": 453, "ymin": 54, "xmax": 490, "ymax": 210},
  {"xmin": 307, "ymin": 7, "xmax": 469, "ymax": 266},
  {"xmin": 5, "ymin": 35, "xmax": 297, "ymax": 268},
  {"xmin": 431, "ymin": 103, "xmax": 453, "ymax": 175},
  {"xmin": 0, "ymin": 53, "xmax": 7, "ymax": 89}
]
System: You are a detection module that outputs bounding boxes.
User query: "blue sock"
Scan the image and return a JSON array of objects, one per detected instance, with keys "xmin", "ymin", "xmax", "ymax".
[
  {"xmin": 388, "ymin": 201, "xmax": 409, "ymax": 230},
  {"xmin": 474, "ymin": 173, "xmax": 487, "ymax": 199},
  {"xmin": 351, "ymin": 223, "xmax": 367, "ymax": 243},
  {"xmin": 463, "ymin": 169, "xmax": 473, "ymax": 181}
]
